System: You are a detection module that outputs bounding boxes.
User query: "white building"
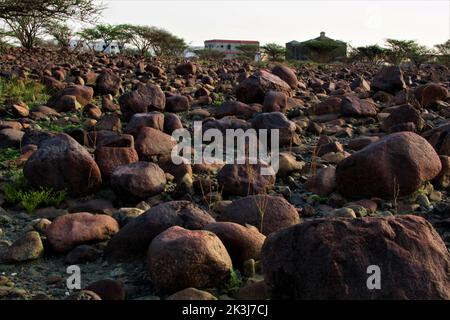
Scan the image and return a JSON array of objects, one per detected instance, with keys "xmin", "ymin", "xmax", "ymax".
[
  {"xmin": 68, "ymin": 39, "xmax": 121, "ymax": 54},
  {"xmin": 204, "ymin": 39, "xmax": 260, "ymax": 60}
]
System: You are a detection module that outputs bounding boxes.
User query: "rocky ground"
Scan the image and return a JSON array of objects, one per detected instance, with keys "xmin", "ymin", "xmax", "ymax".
[{"xmin": 0, "ymin": 47, "xmax": 449, "ymax": 300}]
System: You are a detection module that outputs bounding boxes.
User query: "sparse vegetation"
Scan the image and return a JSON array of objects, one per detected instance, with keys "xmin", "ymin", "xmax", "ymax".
[
  {"xmin": 37, "ymin": 120, "xmax": 83, "ymax": 133},
  {"xmin": 194, "ymin": 49, "xmax": 226, "ymax": 61},
  {"xmin": 218, "ymin": 268, "xmax": 242, "ymax": 296},
  {"xmin": 212, "ymin": 92, "xmax": 225, "ymax": 107},
  {"xmin": 0, "ymin": 148, "xmax": 20, "ymax": 163},
  {"xmin": 3, "ymin": 168, "xmax": 66, "ymax": 213},
  {"xmin": 0, "ymin": 77, "xmax": 49, "ymax": 108}
]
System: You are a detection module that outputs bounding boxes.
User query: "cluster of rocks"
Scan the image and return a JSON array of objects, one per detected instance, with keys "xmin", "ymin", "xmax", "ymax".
[{"xmin": 0, "ymin": 46, "xmax": 449, "ymax": 300}]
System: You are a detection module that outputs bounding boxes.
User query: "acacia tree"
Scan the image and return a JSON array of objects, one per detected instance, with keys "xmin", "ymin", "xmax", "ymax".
[
  {"xmin": 77, "ymin": 24, "xmax": 123, "ymax": 52},
  {"xmin": 0, "ymin": 0, "xmax": 102, "ymax": 22},
  {"xmin": 5, "ymin": 15, "xmax": 48, "ymax": 49},
  {"xmin": 384, "ymin": 39, "xmax": 430, "ymax": 68},
  {"xmin": 126, "ymin": 25, "xmax": 155, "ymax": 56},
  {"xmin": 236, "ymin": 44, "xmax": 259, "ymax": 61},
  {"xmin": 1, "ymin": 0, "xmax": 102, "ymax": 49},
  {"xmin": 123, "ymin": 25, "xmax": 186, "ymax": 57},
  {"xmin": 151, "ymin": 28, "xmax": 187, "ymax": 56},
  {"xmin": 261, "ymin": 43, "xmax": 286, "ymax": 62},
  {"xmin": 353, "ymin": 45, "xmax": 387, "ymax": 64},
  {"xmin": 45, "ymin": 21, "xmax": 73, "ymax": 49},
  {"xmin": 434, "ymin": 40, "xmax": 450, "ymax": 65},
  {"xmin": 114, "ymin": 24, "xmax": 134, "ymax": 52}
]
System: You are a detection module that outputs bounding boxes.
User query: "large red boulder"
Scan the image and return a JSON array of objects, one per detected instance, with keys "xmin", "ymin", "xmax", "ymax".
[
  {"xmin": 119, "ymin": 83, "xmax": 165, "ymax": 120},
  {"xmin": 414, "ymin": 83, "xmax": 448, "ymax": 108},
  {"xmin": 262, "ymin": 215, "xmax": 450, "ymax": 299},
  {"xmin": 124, "ymin": 112, "xmax": 164, "ymax": 137},
  {"xmin": 381, "ymin": 104, "xmax": 424, "ymax": 133},
  {"xmin": 135, "ymin": 127, "xmax": 176, "ymax": 159},
  {"xmin": 110, "ymin": 162, "xmax": 166, "ymax": 198},
  {"xmin": 147, "ymin": 226, "xmax": 232, "ymax": 293},
  {"xmin": 175, "ymin": 62, "xmax": 197, "ymax": 76},
  {"xmin": 95, "ymin": 146, "xmax": 139, "ymax": 177},
  {"xmin": 205, "ymin": 222, "xmax": 266, "ymax": 265},
  {"xmin": 236, "ymin": 70, "xmax": 291, "ymax": 104},
  {"xmin": 341, "ymin": 95, "xmax": 378, "ymax": 117},
  {"xmin": 47, "ymin": 85, "xmax": 94, "ymax": 111},
  {"xmin": 252, "ymin": 112, "xmax": 300, "ymax": 146},
  {"xmin": 336, "ymin": 132, "xmax": 441, "ymax": 199},
  {"xmin": 423, "ymin": 123, "xmax": 450, "ymax": 156},
  {"xmin": 271, "ymin": 65, "xmax": 298, "ymax": 89},
  {"xmin": 46, "ymin": 212, "xmax": 119, "ymax": 253},
  {"xmin": 218, "ymin": 195, "xmax": 300, "ymax": 235},
  {"xmin": 213, "ymin": 101, "xmax": 261, "ymax": 120},
  {"xmin": 96, "ymin": 70, "xmax": 122, "ymax": 96},
  {"xmin": 24, "ymin": 133, "xmax": 102, "ymax": 195},
  {"xmin": 105, "ymin": 201, "xmax": 214, "ymax": 261},
  {"xmin": 218, "ymin": 162, "xmax": 275, "ymax": 196},
  {"xmin": 371, "ymin": 66, "xmax": 406, "ymax": 94}
]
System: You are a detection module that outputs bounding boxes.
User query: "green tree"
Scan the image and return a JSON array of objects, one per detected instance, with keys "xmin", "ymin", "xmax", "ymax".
[
  {"xmin": 0, "ymin": 0, "xmax": 102, "ymax": 22},
  {"xmin": 122, "ymin": 25, "xmax": 187, "ymax": 57},
  {"xmin": 77, "ymin": 24, "xmax": 123, "ymax": 52},
  {"xmin": 353, "ymin": 45, "xmax": 387, "ymax": 64},
  {"xmin": 1, "ymin": 1, "xmax": 102, "ymax": 50},
  {"xmin": 261, "ymin": 43, "xmax": 286, "ymax": 62},
  {"xmin": 125, "ymin": 25, "xmax": 155, "ymax": 56},
  {"xmin": 45, "ymin": 21, "xmax": 72, "ymax": 48},
  {"xmin": 434, "ymin": 40, "xmax": 450, "ymax": 65},
  {"xmin": 236, "ymin": 44, "xmax": 259, "ymax": 61},
  {"xmin": 151, "ymin": 28, "xmax": 187, "ymax": 56},
  {"xmin": 384, "ymin": 39, "xmax": 430, "ymax": 68},
  {"xmin": 114, "ymin": 24, "xmax": 134, "ymax": 52},
  {"xmin": 5, "ymin": 15, "xmax": 48, "ymax": 49}
]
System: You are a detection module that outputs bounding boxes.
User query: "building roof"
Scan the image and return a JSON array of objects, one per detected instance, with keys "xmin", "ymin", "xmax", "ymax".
[{"xmin": 204, "ymin": 39, "xmax": 259, "ymax": 45}]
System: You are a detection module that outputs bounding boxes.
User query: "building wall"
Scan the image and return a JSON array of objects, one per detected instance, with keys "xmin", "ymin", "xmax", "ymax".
[
  {"xmin": 204, "ymin": 40, "xmax": 259, "ymax": 59},
  {"xmin": 286, "ymin": 41, "xmax": 347, "ymax": 61}
]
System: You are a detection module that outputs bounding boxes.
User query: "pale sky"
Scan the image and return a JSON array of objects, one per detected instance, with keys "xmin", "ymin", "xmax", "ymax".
[{"xmin": 98, "ymin": 0, "xmax": 450, "ymax": 48}]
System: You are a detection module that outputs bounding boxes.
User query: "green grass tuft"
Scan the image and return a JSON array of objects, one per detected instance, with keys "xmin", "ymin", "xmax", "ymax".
[
  {"xmin": 17, "ymin": 188, "xmax": 66, "ymax": 213},
  {"xmin": 218, "ymin": 268, "xmax": 242, "ymax": 296},
  {"xmin": 2, "ymin": 168, "xmax": 66, "ymax": 213},
  {"xmin": 0, "ymin": 77, "xmax": 50, "ymax": 109},
  {"xmin": 0, "ymin": 148, "xmax": 20, "ymax": 162},
  {"xmin": 212, "ymin": 92, "xmax": 225, "ymax": 107}
]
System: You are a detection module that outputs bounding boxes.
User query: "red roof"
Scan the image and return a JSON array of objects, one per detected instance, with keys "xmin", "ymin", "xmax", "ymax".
[{"xmin": 204, "ymin": 39, "xmax": 259, "ymax": 45}]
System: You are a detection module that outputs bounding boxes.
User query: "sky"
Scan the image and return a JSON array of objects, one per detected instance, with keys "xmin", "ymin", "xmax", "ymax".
[{"xmin": 98, "ymin": 0, "xmax": 450, "ymax": 48}]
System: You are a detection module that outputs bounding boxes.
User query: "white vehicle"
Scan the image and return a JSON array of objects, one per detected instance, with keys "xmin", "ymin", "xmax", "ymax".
[{"xmin": 68, "ymin": 39, "xmax": 120, "ymax": 54}]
